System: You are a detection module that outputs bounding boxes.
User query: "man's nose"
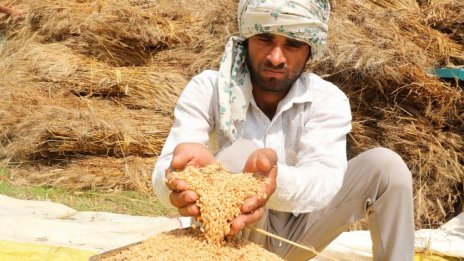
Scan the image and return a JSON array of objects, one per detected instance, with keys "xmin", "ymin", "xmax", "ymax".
[{"xmin": 267, "ymin": 46, "xmax": 286, "ymax": 67}]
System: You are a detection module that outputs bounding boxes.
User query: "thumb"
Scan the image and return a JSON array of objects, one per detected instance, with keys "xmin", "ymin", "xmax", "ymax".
[
  {"xmin": 256, "ymin": 154, "xmax": 271, "ymax": 174},
  {"xmin": 171, "ymin": 151, "xmax": 191, "ymax": 171}
]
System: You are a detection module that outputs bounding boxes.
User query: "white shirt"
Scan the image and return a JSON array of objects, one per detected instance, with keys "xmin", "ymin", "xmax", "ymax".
[{"xmin": 153, "ymin": 70, "xmax": 352, "ymax": 214}]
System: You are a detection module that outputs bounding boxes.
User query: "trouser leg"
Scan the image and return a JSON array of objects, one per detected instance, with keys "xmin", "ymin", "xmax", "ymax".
[{"xmin": 246, "ymin": 148, "xmax": 414, "ymax": 261}]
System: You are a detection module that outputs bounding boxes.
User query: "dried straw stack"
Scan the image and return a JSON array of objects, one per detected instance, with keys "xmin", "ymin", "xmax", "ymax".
[
  {"xmin": 23, "ymin": 0, "xmax": 188, "ymax": 66},
  {"xmin": 151, "ymin": 0, "xmax": 238, "ymax": 76},
  {"xmin": 7, "ymin": 156, "xmax": 154, "ymax": 192},
  {"xmin": 0, "ymin": 0, "xmax": 462, "ymax": 229},
  {"xmin": 307, "ymin": 0, "xmax": 464, "ymax": 227},
  {"xmin": 420, "ymin": 0, "xmax": 464, "ymax": 45},
  {"xmin": 0, "ymin": 93, "xmax": 171, "ymax": 160},
  {"xmin": 62, "ymin": 59, "xmax": 187, "ymax": 114},
  {"xmin": 0, "ymin": 0, "xmax": 188, "ymax": 190}
]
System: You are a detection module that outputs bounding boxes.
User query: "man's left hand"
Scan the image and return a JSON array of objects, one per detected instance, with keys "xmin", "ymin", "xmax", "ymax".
[{"xmin": 229, "ymin": 148, "xmax": 277, "ymax": 235}]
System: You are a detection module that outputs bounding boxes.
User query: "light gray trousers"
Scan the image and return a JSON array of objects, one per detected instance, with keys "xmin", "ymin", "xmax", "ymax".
[{"xmin": 215, "ymin": 141, "xmax": 415, "ymax": 261}]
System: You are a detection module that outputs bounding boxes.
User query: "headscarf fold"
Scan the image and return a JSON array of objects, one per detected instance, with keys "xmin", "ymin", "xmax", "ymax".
[{"xmin": 218, "ymin": 0, "xmax": 330, "ymax": 141}]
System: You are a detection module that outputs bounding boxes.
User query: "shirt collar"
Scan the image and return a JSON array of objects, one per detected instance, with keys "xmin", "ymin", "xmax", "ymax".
[
  {"xmin": 248, "ymin": 72, "xmax": 314, "ymax": 118},
  {"xmin": 277, "ymin": 72, "xmax": 314, "ymax": 113}
]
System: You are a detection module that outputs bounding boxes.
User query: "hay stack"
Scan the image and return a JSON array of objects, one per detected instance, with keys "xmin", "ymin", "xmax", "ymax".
[
  {"xmin": 63, "ymin": 60, "xmax": 187, "ymax": 114},
  {"xmin": 0, "ymin": 93, "xmax": 171, "ymax": 160},
  {"xmin": 22, "ymin": 0, "xmax": 188, "ymax": 66},
  {"xmin": 0, "ymin": 39, "xmax": 187, "ymax": 114},
  {"xmin": 151, "ymin": 0, "xmax": 238, "ymax": 76},
  {"xmin": 306, "ymin": 0, "xmax": 464, "ymax": 227},
  {"xmin": 0, "ymin": 0, "xmax": 462, "ymax": 229},
  {"xmin": 420, "ymin": 0, "xmax": 464, "ymax": 45},
  {"xmin": 6, "ymin": 156, "xmax": 155, "ymax": 192}
]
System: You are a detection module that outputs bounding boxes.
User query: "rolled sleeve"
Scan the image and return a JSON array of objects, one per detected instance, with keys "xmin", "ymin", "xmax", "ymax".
[{"xmin": 152, "ymin": 71, "xmax": 217, "ymax": 208}]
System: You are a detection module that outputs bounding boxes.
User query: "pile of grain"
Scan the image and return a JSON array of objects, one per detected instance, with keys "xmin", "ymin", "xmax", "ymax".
[
  {"xmin": 99, "ymin": 162, "xmax": 278, "ymax": 260},
  {"xmin": 102, "ymin": 228, "xmax": 284, "ymax": 261},
  {"xmin": 170, "ymin": 162, "xmax": 269, "ymax": 246}
]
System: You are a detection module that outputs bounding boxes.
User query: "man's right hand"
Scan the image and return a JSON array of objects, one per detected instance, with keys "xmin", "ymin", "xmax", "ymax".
[{"xmin": 165, "ymin": 143, "xmax": 214, "ymax": 217}]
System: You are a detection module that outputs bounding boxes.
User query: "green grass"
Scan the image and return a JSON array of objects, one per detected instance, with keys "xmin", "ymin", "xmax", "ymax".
[{"xmin": 0, "ymin": 167, "xmax": 178, "ymax": 217}]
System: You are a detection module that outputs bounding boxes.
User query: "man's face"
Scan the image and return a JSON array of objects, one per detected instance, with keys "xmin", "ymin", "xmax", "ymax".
[{"xmin": 246, "ymin": 33, "xmax": 311, "ymax": 93}]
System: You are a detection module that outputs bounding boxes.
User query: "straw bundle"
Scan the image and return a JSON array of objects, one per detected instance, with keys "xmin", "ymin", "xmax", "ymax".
[
  {"xmin": 24, "ymin": 0, "xmax": 187, "ymax": 66},
  {"xmin": 0, "ymin": 90, "xmax": 172, "ymax": 160},
  {"xmin": 377, "ymin": 114, "xmax": 463, "ymax": 225},
  {"xmin": 5, "ymin": 156, "xmax": 154, "ymax": 192},
  {"xmin": 0, "ymin": 40, "xmax": 81, "ymax": 83},
  {"xmin": 152, "ymin": 0, "xmax": 238, "ymax": 76},
  {"xmin": 421, "ymin": 0, "xmax": 464, "ymax": 45},
  {"xmin": 0, "ymin": 39, "xmax": 187, "ymax": 115},
  {"xmin": 63, "ymin": 60, "xmax": 187, "ymax": 114}
]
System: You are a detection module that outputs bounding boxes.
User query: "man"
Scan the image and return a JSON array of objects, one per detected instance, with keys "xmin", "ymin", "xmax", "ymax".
[{"xmin": 153, "ymin": 0, "xmax": 414, "ymax": 260}]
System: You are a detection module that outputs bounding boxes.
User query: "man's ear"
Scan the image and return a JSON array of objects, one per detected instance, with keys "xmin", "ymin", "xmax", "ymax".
[
  {"xmin": 243, "ymin": 39, "xmax": 249, "ymax": 61},
  {"xmin": 241, "ymin": 39, "xmax": 249, "ymax": 49},
  {"xmin": 306, "ymin": 45, "xmax": 312, "ymax": 63}
]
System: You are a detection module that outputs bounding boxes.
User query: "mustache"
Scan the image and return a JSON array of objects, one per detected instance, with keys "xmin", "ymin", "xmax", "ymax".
[{"xmin": 263, "ymin": 61, "xmax": 286, "ymax": 70}]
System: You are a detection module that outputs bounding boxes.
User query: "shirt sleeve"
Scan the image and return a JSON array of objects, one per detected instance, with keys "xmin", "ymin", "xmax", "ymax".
[
  {"xmin": 152, "ymin": 71, "xmax": 216, "ymax": 209},
  {"xmin": 267, "ymin": 90, "xmax": 352, "ymax": 213}
]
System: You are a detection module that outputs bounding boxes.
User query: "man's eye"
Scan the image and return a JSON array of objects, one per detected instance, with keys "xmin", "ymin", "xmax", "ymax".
[
  {"xmin": 287, "ymin": 41, "xmax": 305, "ymax": 48},
  {"xmin": 258, "ymin": 37, "xmax": 272, "ymax": 42}
]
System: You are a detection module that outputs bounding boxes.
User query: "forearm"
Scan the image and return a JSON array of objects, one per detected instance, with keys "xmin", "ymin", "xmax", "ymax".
[
  {"xmin": 152, "ymin": 71, "xmax": 216, "ymax": 208},
  {"xmin": 153, "ymin": 153, "xmax": 175, "ymax": 209}
]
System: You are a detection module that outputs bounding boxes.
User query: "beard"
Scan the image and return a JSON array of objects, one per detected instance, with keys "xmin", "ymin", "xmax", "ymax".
[{"xmin": 246, "ymin": 51, "xmax": 305, "ymax": 93}]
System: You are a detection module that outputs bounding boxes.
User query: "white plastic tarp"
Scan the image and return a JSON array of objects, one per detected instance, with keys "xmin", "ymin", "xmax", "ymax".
[
  {"xmin": 1, "ymin": 194, "xmax": 463, "ymax": 260},
  {"xmin": 0, "ymin": 195, "xmax": 185, "ymax": 252}
]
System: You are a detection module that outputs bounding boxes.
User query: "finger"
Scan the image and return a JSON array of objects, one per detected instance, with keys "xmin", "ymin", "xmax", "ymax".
[
  {"xmin": 165, "ymin": 172, "xmax": 188, "ymax": 191},
  {"xmin": 171, "ymin": 151, "xmax": 191, "ymax": 170},
  {"xmin": 164, "ymin": 167, "xmax": 187, "ymax": 191},
  {"xmin": 243, "ymin": 155, "xmax": 258, "ymax": 173},
  {"xmin": 177, "ymin": 203, "xmax": 201, "ymax": 217},
  {"xmin": 263, "ymin": 165, "xmax": 278, "ymax": 195},
  {"xmin": 169, "ymin": 190, "xmax": 198, "ymax": 208},
  {"xmin": 243, "ymin": 149, "xmax": 276, "ymax": 174},
  {"xmin": 229, "ymin": 207, "xmax": 265, "ymax": 235},
  {"xmin": 241, "ymin": 195, "xmax": 258, "ymax": 213},
  {"xmin": 267, "ymin": 164, "xmax": 278, "ymax": 181},
  {"xmin": 256, "ymin": 153, "xmax": 271, "ymax": 173}
]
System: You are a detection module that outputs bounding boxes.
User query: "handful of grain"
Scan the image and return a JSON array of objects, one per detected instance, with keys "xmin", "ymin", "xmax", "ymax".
[{"xmin": 169, "ymin": 161, "xmax": 269, "ymax": 246}]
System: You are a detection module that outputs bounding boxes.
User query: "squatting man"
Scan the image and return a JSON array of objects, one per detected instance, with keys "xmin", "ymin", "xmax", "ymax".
[{"xmin": 153, "ymin": 0, "xmax": 414, "ymax": 260}]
